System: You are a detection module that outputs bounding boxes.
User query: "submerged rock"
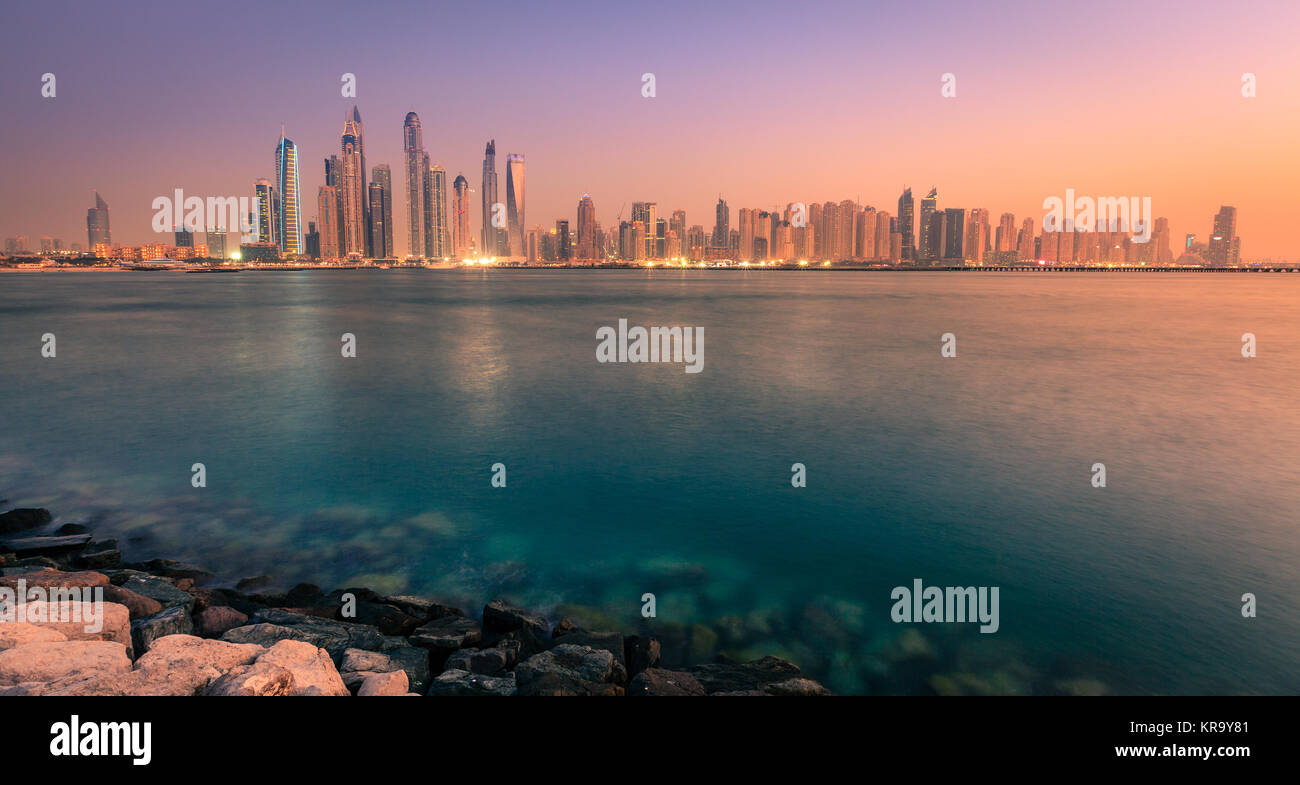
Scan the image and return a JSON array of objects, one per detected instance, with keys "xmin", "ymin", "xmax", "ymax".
[{"xmin": 0, "ymin": 508, "xmax": 52, "ymax": 535}]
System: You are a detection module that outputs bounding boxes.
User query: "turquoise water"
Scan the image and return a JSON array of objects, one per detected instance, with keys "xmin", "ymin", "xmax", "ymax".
[{"xmin": 2, "ymin": 270, "xmax": 1298, "ymax": 695}]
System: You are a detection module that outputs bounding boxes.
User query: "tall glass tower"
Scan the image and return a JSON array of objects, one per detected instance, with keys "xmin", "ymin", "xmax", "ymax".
[
  {"xmin": 505, "ymin": 154, "xmax": 525, "ymax": 258},
  {"xmin": 275, "ymin": 132, "xmax": 302, "ymax": 255}
]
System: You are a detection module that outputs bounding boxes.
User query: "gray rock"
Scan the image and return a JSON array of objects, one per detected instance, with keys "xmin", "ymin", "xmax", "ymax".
[
  {"xmin": 221, "ymin": 609, "xmax": 396, "ymax": 660},
  {"xmin": 551, "ymin": 630, "xmax": 627, "ymax": 682},
  {"xmin": 131, "ymin": 605, "xmax": 194, "ymax": 655},
  {"xmin": 516, "ymin": 644, "xmax": 624, "ymax": 696},
  {"xmin": 0, "ymin": 534, "xmax": 92, "ymax": 555},
  {"xmin": 686, "ymin": 655, "xmax": 804, "ymax": 694},
  {"xmin": 339, "ymin": 646, "xmax": 430, "ymax": 693},
  {"xmin": 410, "ymin": 615, "xmax": 482, "ymax": 651},
  {"xmin": 482, "ymin": 598, "xmax": 548, "ymax": 635},
  {"xmin": 0, "ymin": 508, "xmax": 52, "ymax": 535},
  {"xmin": 444, "ymin": 646, "xmax": 511, "ymax": 675},
  {"xmin": 428, "ymin": 668, "xmax": 517, "ymax": 697},
  {"xmin": 628, "ymin": 668, "xmax": 707, "ymax": 696},
  {"xmin": 121, "ymin": 575, "xmax": 195, "ymax": 612}
]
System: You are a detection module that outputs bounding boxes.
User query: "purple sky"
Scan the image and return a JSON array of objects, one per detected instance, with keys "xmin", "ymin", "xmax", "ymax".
[{"xmin": 2, "ymin": 0, "xmax": 1298, "ymax": 258}]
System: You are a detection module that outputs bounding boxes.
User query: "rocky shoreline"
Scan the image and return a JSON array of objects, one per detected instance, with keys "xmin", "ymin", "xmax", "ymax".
[{"xmin": 0, "ymin": 507, "xmax": 832, "ymax": 696}]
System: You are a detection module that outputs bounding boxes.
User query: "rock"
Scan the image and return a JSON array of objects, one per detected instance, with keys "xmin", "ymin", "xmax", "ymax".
[
  {"xmin": 205, "ymin": 663, "xmax": 296, "ymax": 696},
  {"xmin": 54, "ymin": 523, "xmax": 90, "ymax": 535},
  {"xmin": 627, "ymin": 668, "xmax": 707, "ymax": 696},
  {"xmin": 444, "ymin": 646, "xmax": 512, "ymax": 675},
  {"xmin": 284, "ymin": 583, "xmax": 323, "ymax": 606},
  {"xmin": 686, "ymin": 655, "xmax": 804, "ymax": 694},
  {"xmin": 410, "ymin": 615, "xmax": 482, "ymax": 651},
  {"xmin": 72, "ymin": 548, "xmax": 121, "ymax": 569},
  {"xmin": 47, "ymin": 634, "xmax": 265, "ymax": 696},
  {"xmin": 382, "ymin": 595, "xmax": 464, "ymax": 622},
  {"xmin": 0, "ymin": 534, "xmax": 92, "ymax": 555},
  {"xmin": 0, "ymin": 682, "xmax": 47, "ymax": 696},
  {"xmin": 255, "ymin": 640, "xmax": 348, "ymax": 696},
  {"xmin": 0, "ymin": 569, "xmax": 109, "ymax": 590},
  {"xmin": 624, "ymin": 636, "xmax": 661, "ymax": 678},
  {"xmin": 516, "ymin": 644, "xmax": 625, "ymax": 696},
  {"xmin": 142, "ymin": 559, "xmax": 213, "ymax": 581},
  {"xmin": 236, "ymin": 575, "xmax": 273, "ymax": 592},
  {"xmin": 358, "ymin": 670, "xmax": 408, "ymax": 696},
  {"xmin": 428, "ymin": 669, "xmax": 517, "ymax": 697},
  {"xmin": 131, "ymin": 605, "xmax": 194, "ymax": 655},
  {"xmin": 340, "ymin": 600, "xmax": 423, "ymax": 636},
  {"xmin": 551, "ymin": 618, "xmax": 577, "ymax": 638},
  {"xmin": 100, "ymin": 584, "xmax": 163, "ymax": 620},
  {"xmin": 765, "ymin": 677, "xmax": 832, "ymax": 696},
  {"xmin": 195, "ymin": 606, "xmax": 248, "ymax": 638},
  {"xmin": 482, "ymin": 598, "xmax": 548, "ymax": 636},
  {"xmin": 550, "ymin": 630, "xmax": 627, "ymax": 682},
  {"xmin": 0, "ymin": 508, "xmax": 52, "ymax": 535},
  {"xmin": 0, "ymin": 640, "xmax": 131, "ymax": 686},
  {"xmin": 121, "ymin": 575, "xmax": 195, "ymax": 612},
  {"xmin": 339, "ymin": 646, "xmax": 431, "ymax": 694},
  {"xmin": 14, "ymin": 599, "xmax": 132, "ymax": 655},
  {"xmin": 222, "ymin": 608, "xmax": 397, "ymax": 660},
  {"xmin": 0, "ymin": 622, "xmax": 68, "ymax": 651}
]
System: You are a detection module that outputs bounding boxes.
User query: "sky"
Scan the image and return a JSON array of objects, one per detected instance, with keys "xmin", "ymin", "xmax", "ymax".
[{"xmin": 1, "ymin": 0, "xmax": 1299, "ymax": 259}]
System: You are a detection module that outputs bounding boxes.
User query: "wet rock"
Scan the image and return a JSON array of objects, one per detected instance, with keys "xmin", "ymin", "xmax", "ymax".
[
  {"xmin": 516, "ymin": 644, "xmax": 625, "ymax": 696},
  {"xmin": 0, "ymin": 622, "xmax": 68, "ymax": 651},
  {"xmin": 444, "ymin": 646, "xmax": 512, "ymax": 675},
  {"xmin": 255, "ymin": 640, "xmax": 348, "ymax": 696},
  {"xmin": 0, "ymin": 534, "xmax": 92, "ymax": 555},
  {"xmin": 236, "ymin": 575, "xmax": 273, "ymax": 592},
  {"xmin": 625, "ymin": 635, "xmax": 661, "ymax": 678},
  {"xmin": 482, "ymin": 599, "xmax": 548, "ymax": 636},
  {"xmin": 284, "ymin": 583, "xmax": 323, "ymax": 606},
  {"xmin": 410, "ymin": 615, "xmax": 482, "ymax": 651},
  {"xmin": 551, "ymin": 630, "xmax": 627, "ymax": 683},
  {"xmin": 205, "ymin": 663, "xmax": 295, "ymax": 696},
  {"xmin": 428, "ymin": 669, "xmax": 517, "ymax": 697},
  {"xmin": 100, "ymin": 585, "xmax": 163, "ymax": 620},
  {"xmin": 551, "ymin": 618, "xmax": 577, "ymax": 638},
  {"xmin": 142, "ymin": 559, "xmax": 213, "ymax": 581},
  {"xmin": 628, "ymin": 668, "xmax": 707, "ymax": 696},
  {"xmin": 121, "ymin": 575, "xmax": 195, "ymax": 612},
  {"xmin": 54, "ymin": 523, "xmax": 90, "ymax": 535},
  {"xmin": 765, "ymin": 677, "xmax": 832, "ymax": 696},
  {"xmin": 686, "ymin": 655, "xmax": 804, "ymax": 694},
  {"xmin": 358, "ymin": 670, "xmax": 408, "ymax": 696},
  {"xmin": 131, "ymin": 605, "xmax": 194, "ymax": 655},
  {"xmin": 340, "ymin": 600, "xmax": 423, "ymax": 636},
  {"xmin": 195, "ymin": 606, "xmax": 248, "ymax": 638},
  {"xmin": 380, "ymin": 594, "xmax": 464, "ymax": 622},
  {"xmin": 0, "ymin": 508, "xmax": 52, "ymax": 535},
  {"xmin": 0, "ymin": 640, "xmax": 131, "ymax": 686},
  {"xmin": 72, "ymin": 548, "xmax": 121, "ymax": 570}
]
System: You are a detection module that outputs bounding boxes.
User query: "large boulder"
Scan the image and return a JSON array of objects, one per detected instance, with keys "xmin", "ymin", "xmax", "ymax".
[
  {"xmin": 46, "ymin": 634, "xmax": 264, "ymax": 696},
  {"xmin": 0, "ymin": 640, "xmax": 131, "ymax": 686},
  {"xmin": 627, "ymin": 668, "xmax": 708, "ymax": 696},
  {"xmin": 131, "ymin": 605, "xmax": 194, "ymax": 655},
  {"xmin": 0, "ymin": 534, "xmax": 92, "ymax": 556},
  {"xmin": 686, "ymin": 655, "xmax": 805, "ymax": 694},
  {"xmin": 0, "ymin": 570, "xmax": 109, "ymax": 590},
  {"xmin": 0, "ymin": 508, "xmax": 52, "ymax": 535},
  {"xmin": 195, "ymin": 606, "xmax": 248, "ymax": 638},
  {"xmin": 11, "ymin": 599, "xmax": 132, "ymax": 655},
  {"xmin": 0, "ymin": 622, "xmax": 67, "ymax": 651},
  {"xmin": 254, "ymin": 640, "xmax": 348, "ymax": 696},
  {"xmin": 358, "ymin": 670, "xmax": 408, "ymax": 696},
  {"xmin": 516, "ymin": 644, "xmax": 624, "ymax": 696},
  {"xmin": 120, "ymin": 575, "xmax": 195, "ymax": 612},
  {"xmin": 549, "ymin": 629, "xmax": 627, "ymax": 682},
  {"xmin": 428, "ymin": 669, "xmax": 517, "ymax": 697},
  {"xmin": 100, "ymin": 585, "xmax": 162, "ymax": 620},
  {"xmin": 204, "ymin": 663, "xmax": 296, "ymax": 696},
  {"xmin": 410, "ymin": 615, "xmax": 481, "ymax": 651}
]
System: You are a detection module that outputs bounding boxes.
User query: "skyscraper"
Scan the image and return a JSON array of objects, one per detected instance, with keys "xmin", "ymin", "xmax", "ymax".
[
  {"xmin": 86, "ymin": 191, "xmax": 111, "ymax": 249},
  {"xmin": 255, "ymin": 179, "xmax": 277, "ymax": 245},
  {"xmin": 207, "ymin": 228, "xmax": 226, "ymax": 260},
  {"xmin": 428, "ymin": 164, "xmax": 449, "ymax": 259},
  {"xmin": 370, "ymin": 164, "xmax": 394, "ymax": 259},
  {"xmin": 632, "ymin": 202, "xmax": 657, "ymax": 259},
  {"xmin": 275, "ymin": 131, "xmax": 302, "ymax": 255},
  {"xmin": 713, "ymin": 197, "xmax": 729, "ymax": 248},
  {"xmin": 917, "ymin": 188, "xmax": 938, "ymax": 261},
  {"xmin": 481, "ymin": 140, "xmax": 503, "ymax": 256},
  {"xmin": 452, "ymin": 174, "xmax": 470, "ymax": 258},
  {"xmin": 897, "ymin": 187, "xmax": 914, "ymax": 262},
  {"xmin": 403, "ymin": 112, "xmax": 426, "ymax": 259},
  {"xmin": 317, "ymin": 186, "xmax": 339, "ymax": 259},
  {"xmin": 1207, "ymin": 206, "xmax": 1239, "ymax": 266},
  {"xmin": 576, "ymin": 194, "xmax": 596, "ymax": 259},
  {"xmin": 556, "ymin": 219, "xmax": 571, "ymax": 261},
  {"xmin": 339, "ymin": 110, "xmax": 366, "ymax": 256},
  {"xmin": 505, "ymin": 154, "xmax": 525, "ymax": 258}
]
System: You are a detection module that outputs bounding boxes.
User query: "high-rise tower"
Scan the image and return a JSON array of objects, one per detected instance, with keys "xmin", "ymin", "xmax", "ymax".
[
  {"xmin": 339, "ymin": 111, "xmax": 366, "ymax": 256},
  {"xmin": 403, "ymin": 112, "xmax": 426, "ymax": 259},
  {"xmin": 897, "ymin": 187, "xmax": 915, "ymax": 262},
  {"xmin": 481, "ymin": 140, "xmax": 503, "ymax": 256},
  {"xmin": 275, "ymin": 131, "xmax": 302, "ymax": 255},
  {"xmin": 505, "ymin": 154, "xmax": 525, "ymax": 258},
  {"xmin": 452, "ymin": 174, "xmax": 470, "ymax": 258},
  {"xmin": 428, "ymin": 163, "xmax": 449, "ymax": 259},
  {"xmin": 86, "ymin": 191, "xmax": 111, "ymax": 249},
  {"xmin": 576, "ymin": 194, "xmax": 596, "ymax": 259}
]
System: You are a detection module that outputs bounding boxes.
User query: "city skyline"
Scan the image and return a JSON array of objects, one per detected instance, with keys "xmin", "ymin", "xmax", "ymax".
[{"xmin": 2, "ymin": 1, "xmax": 1298, "ymax": 258}]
